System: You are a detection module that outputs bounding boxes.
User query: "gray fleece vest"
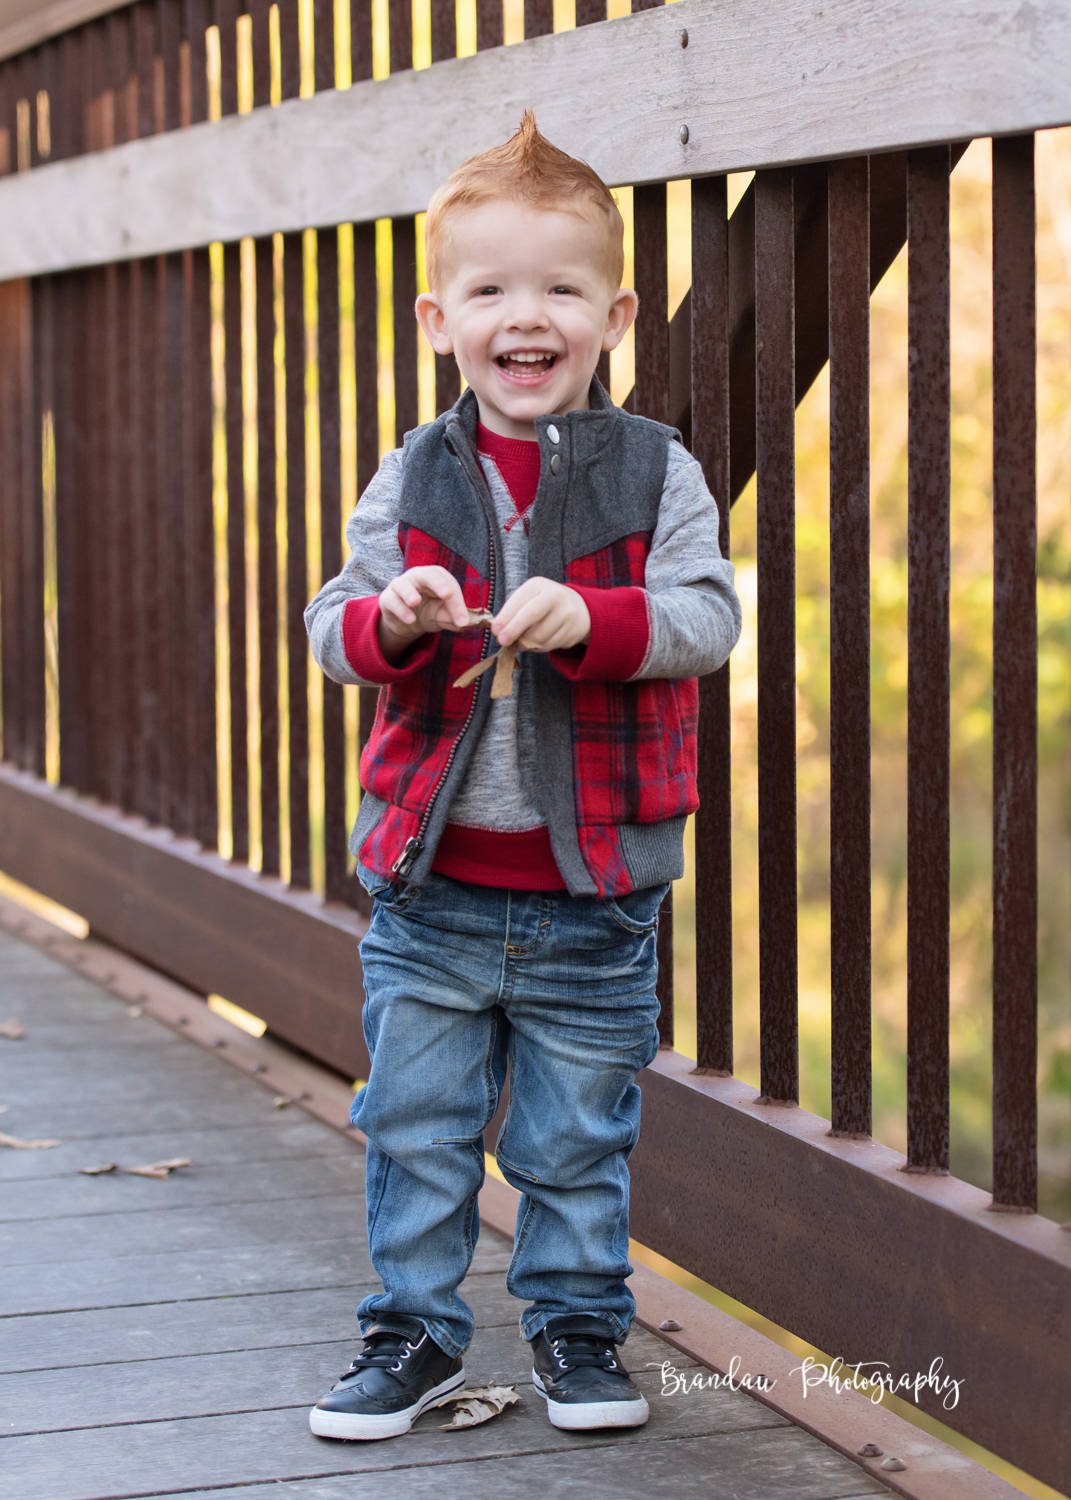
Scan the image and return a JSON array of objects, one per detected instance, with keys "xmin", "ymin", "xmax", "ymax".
[{"xmin": 351, "ymin": 382, "xmax": 693, "ymax": 896}]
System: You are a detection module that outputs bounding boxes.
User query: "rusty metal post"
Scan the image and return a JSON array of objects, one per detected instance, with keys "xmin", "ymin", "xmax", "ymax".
[
  {"xmin": 905, "ymin": 146, "xmax": 951, "ymax": 1173},
  {"xmin": 691, "ymin": 173, "xmax": 734, "ymax": 1076},
  {"xmin": 754, "ymin": 167, "xmax": 799, "ymax": 1105},
  {"xmin": 991, "ymin": 133, "xmax": 1038, "ymax": 1212},
  {"xmin": 827, "ymin": 155, "xmax": 872, "ymax": 1138}
]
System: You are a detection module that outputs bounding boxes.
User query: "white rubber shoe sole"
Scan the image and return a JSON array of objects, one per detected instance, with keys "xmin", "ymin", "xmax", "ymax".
[
  {"xmin": 308, "ymin": 1368, "xmax": 466, "ymax": 1441},
  {"xmin": 532, "ymin": 1368, "xmax": 650, "ymax": 1430}
]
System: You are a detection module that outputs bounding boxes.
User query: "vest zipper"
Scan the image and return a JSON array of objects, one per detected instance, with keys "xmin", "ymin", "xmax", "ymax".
[{"xmin": 391, "ymin": 453, "xmax": 499, "ymax": 881}]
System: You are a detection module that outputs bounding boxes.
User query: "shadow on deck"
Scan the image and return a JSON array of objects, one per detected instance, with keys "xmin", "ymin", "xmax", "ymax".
[{"xmin": 0, "ymin": 908, "xmax": 896, "ymax": 1500}]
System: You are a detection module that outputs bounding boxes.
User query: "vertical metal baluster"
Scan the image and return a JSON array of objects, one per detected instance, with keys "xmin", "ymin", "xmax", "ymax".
[
  {"xmin": 350, "ymin": 2, "xmax": 377, "ymax": 828},
  {"xmin": 97, "ymin": 16, "xmax": 125, "ymax": 809},
  {"xmin": 250, "ymin": 0, "xmax": 279, "ymax": 875},
  {"xmin": 429, "ymin": 0, "xmax": 459, "ymax": 415},
  {"xmin": 905, "ymin": 146, "xmax": 951, "ymax": 1172},
  {"xmin": 692, "ymin": 173, "xmax": 733, "ymax": 1075},
  {"xmin": 278, "ymin": 0, "xmax": 309, "ymax": 886},
  {"xmin": 350, "ymin": 0, "xmax": 373, "ymax": 83},
  {"xmin": 0, "ymin": 62, "xmax": 14, "ymax": 766},
  {"xmin": 991, "ymin": 133, "xmax": 1038, "ymax": 1211},
  {"xmin": 632, "ymin": 175, "xmax": 674, "ymax": 1045},
  {"xmin": 22, "ymin": 48, "xmax": 48, "ymax": 779},
  {"xmin": 827, "ymin": 155, "xmax": 872, "ymax": 1137},
  {"xmin": 85, "ymin": 23, "xmax": 110, "ymax": 803},
  {"xmin": 109, "ymin": 14, "xmax": 137, "ymax": 811},
  {"xmin": 53, "ymin": 35, "xmax": 87, "ymax": 796},
  {"xmin": 132, "ymin": 2, "xmax": 161, "ymax": 821},
  {"xmin": 0, "ymin": 273, "xmax": 19, "ymax": 769},
  {"xmin": 314, "ymin": 0, "xmax": 347, "ymax": 902},
  {"xmin": 157, "ymin": 0, "xmax": 185, "ymax": 832},
  {"xmin": 186, "ymin": 0, "xmax": 217, "ymax": 849},
  {"xmin": 216, "ymin": 0, "xmax": 247, "ymax": 862},
  {"xmin": 387, "ymin": 2, "xmax": 417, "ymax": 449},
  {"xmin": 754, "ymin": 166, "xmax": 798, "ymax": 1105},
  {"xmin": 474, "ymin": 0, "xmax": 503, "ymax": 51},
  {"xmin": 524, "ymin": 0, "xmax": 554, "ymax": 37}
]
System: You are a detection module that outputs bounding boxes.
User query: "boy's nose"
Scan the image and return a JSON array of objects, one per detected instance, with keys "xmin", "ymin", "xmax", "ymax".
[{"xmin": 504, "ymin": 296, "xmax": 549, "ymax": 331}]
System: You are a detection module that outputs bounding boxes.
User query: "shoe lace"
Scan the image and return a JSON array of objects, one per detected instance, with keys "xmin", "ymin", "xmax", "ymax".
[
  {"xmin": 339, "ymin": 1328, "xmax": 425, "ymax": 1379},
  {"xmin": 549, "ymin": 1331, "xmax": 620, "ymax": 1374}
]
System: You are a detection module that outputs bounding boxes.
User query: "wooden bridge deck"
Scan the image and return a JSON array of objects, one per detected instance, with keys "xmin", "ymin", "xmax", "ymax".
[{"xmin": 0, "ymin": 912, "xmax": 895, "ymax": 1500}]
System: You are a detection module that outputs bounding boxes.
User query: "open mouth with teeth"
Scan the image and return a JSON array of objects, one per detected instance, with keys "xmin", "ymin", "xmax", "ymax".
[{"xmin": 496, "ymin": 352, "xmax": 558, "ymax": 376}]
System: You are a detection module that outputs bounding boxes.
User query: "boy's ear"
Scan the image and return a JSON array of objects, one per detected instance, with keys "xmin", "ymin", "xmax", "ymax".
[
  {"xmin": 415, "ymin": 292, "xmax": 453, "ymax": 354},
  {"xmin": 602, "ymin": 288, "xmax": 638, "ymax": 352}
]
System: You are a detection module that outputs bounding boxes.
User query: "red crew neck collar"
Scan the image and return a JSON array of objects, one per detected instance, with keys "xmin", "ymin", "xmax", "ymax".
[{"xmin": 477, "ymin": 423, "xmax": 541, "ymax": 460}]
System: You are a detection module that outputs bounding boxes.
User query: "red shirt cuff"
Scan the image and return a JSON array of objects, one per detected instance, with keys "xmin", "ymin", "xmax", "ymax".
[
  {"xmin": 550, "ymin": 586, "xmax": 651, "ymax": 681},
  {"xmin": 342, "ymin": 597, "xmax": 439, "ymax": 682}
]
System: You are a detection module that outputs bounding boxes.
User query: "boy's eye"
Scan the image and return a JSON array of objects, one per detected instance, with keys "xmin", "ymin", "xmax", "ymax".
[
  {"xmin": 476, "ymin": 285, "xmax": 500, "ymax": 296},
  {"xmin": 551, "ymin": 286, "xmax": 576, "ymax": 296}
]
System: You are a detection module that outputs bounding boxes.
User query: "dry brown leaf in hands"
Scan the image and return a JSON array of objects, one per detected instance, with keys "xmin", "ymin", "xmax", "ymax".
[
  {"xmin": 438, "ymin": 1385, "xmax": 521, "ymax": 1429},
  {"xmin": 452, "ymin": 642, "xmax": 521, "ymax": 698}
]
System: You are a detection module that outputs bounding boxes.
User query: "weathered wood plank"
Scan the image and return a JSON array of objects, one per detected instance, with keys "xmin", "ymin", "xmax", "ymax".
[
  {"xmin": 0, "ymin": 1193, "xmax": 375, "ymax": 1265},
  {"xmin": 0, "ymin": 1153, "xmax": 366, "ymax": 1222},
  {"xmin": 167, "ymin": 1463, "xmax": 888, "ymax": 1500},
  {"xmin": 0, "ymin": 0, "xmax": 1068, "ymax": 276},
  {"xmin": 0, "ymin": 1231, "xmax": 514, "ymax": 1317},
  {"xmin": 0, "ymin": 1274, "xmax": 605, "ymax": 1374},
  {"xmin": 1, "ymin": 1015, "xmax": 189, "ymax": 1048},
  {"xmin": 0, "ymin": 1089, "xmax": 330, "ymax": 1143},
  {"xmin": 0, "ymin": 1414, "xmax": 884, "ymax": 1500},
  {"xmin": 1, "ymin": 1284, "xmax": 389, "ymax": 1373},
  {"xmin": 0, "ymin": 1324, "xmax": 706, "ymax": 1435},
  {"xmin": 0, "ymin": 1119, "xmax": 354, "ymax": 1182},
  {"xmin": 1, "ymin": 1047, "xmax": 290, "ymax": 1102}
]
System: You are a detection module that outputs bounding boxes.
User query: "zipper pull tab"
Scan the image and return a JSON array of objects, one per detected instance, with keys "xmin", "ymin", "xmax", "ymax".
[{"xmin": 391, "ymin": 836, "xmax": 424, "ymax": 879}]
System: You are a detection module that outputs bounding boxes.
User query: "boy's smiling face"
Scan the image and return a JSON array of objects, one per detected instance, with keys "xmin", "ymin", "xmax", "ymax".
[{"xmin": 416, "ymin": 199, "xmax": 637, "ymax": 441}]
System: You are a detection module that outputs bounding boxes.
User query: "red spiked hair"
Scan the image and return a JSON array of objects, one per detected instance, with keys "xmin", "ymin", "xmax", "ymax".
[{"xmin": 424, "ymin": 111, "xmax": 625, "ymax": 293}]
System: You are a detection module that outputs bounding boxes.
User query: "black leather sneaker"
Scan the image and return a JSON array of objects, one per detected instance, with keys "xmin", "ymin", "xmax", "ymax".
[
  {"xmin": 309, "ymin": 1316, "xmax": 465, "ymax": 1440},
  {"xmin": 530, "ymin": 1314, "xmax": 649, "ymax": 1430}
]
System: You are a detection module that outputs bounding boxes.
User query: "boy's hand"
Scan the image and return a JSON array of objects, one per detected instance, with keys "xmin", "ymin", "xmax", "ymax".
[
  {"xmin": 494, "ymin": 578, "xmax": 591, "ymax": 653},
  {"xmin": 378, "ymin": 566, "xmax": 469, "ymax": 659}
]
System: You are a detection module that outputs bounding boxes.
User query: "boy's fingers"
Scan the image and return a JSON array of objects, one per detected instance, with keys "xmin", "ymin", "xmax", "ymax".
[
  {"xmin": 418, "ymin": 571, "xmax": 468, "ymax": 627},
  {"xmin": 497, "ymin": 599, "xmax": 554, "ymax": 646}
]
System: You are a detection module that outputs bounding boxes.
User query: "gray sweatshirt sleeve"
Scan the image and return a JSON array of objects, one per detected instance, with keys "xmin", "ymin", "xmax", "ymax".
[
  {"xmin": 633, "ymin": 441, "xmax": 742, "ymax": 680},
  {"xmin": 304, "ymin": 447, "xmax": 405, "ymax": 686}
]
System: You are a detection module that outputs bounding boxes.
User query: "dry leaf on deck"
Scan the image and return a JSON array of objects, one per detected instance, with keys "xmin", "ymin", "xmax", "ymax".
[
  {"xmin": 120, "ymin": 1158, "xmax": 192, "ymax": 1179},
  {"xmin": 79, "ymin": 1163, "xmax": 118, "ymax": 1175},
  {"xmin": 0, "ymin": 1019, "xmax": 27, "ymax": 1040},
  {"xmin": 0, "ymin": 1131, "xmax": 62, "ymax": 1150},
  {"xmin": 438, "ymin": 1384, "xmax": 521, "ymax": 1429},
  {"xmin": 272, "ymin": 1095, "xmax": 293, "ymax": 1109}
]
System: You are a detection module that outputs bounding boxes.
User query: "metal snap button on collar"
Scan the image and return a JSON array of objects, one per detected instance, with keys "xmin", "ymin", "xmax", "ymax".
[
  {"xmin": 550, "ymin": 453, "xmax": 561, "ymax": 474},
  {"xmin": 547, "ymin": 423, "xmax": 560, "ymax": 443}
]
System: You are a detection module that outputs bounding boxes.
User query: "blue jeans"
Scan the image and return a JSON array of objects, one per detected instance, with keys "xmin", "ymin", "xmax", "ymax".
[{"xmin": 350, "ymin": 868, "xmax": 666, "ymax": 1359}]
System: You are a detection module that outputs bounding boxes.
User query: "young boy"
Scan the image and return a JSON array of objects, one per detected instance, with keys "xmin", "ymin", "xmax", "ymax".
[{"xmin": 304, "ymin": 112, "xmax": 741, "ymax": 1442}]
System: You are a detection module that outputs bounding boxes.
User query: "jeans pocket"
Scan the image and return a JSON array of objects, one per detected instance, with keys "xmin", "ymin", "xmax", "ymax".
[
  {"xmin": 356, "ymin": 861, "xmax": 420, "ymax": 914},
  {"xmin": 598, "ymin": 881, "xmax": 670, "ymax": 935}
]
